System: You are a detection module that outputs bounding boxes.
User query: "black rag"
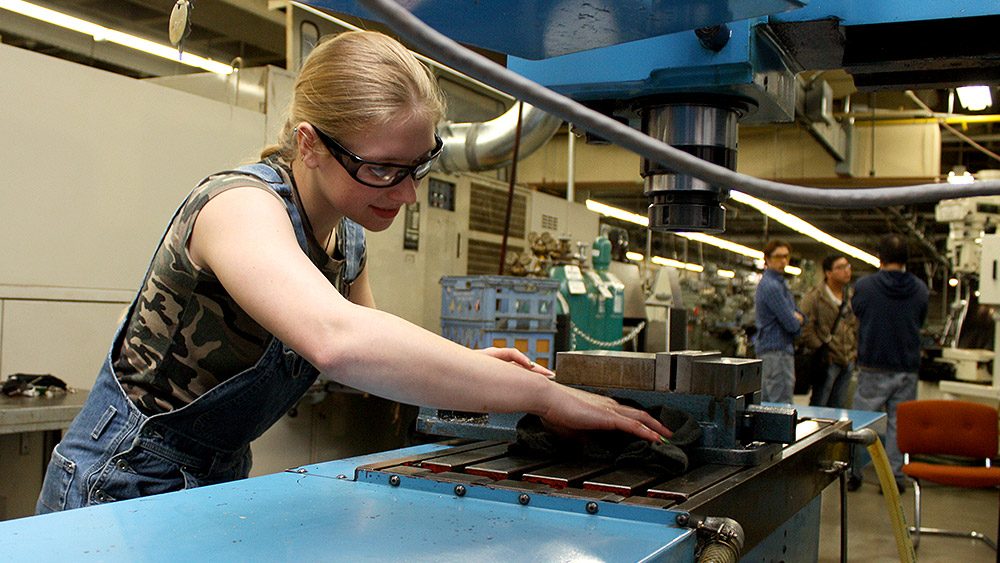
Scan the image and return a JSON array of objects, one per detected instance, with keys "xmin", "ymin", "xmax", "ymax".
[{"xmin": 508, "ymin": 403, "xmax": 703, "ymax": 476}]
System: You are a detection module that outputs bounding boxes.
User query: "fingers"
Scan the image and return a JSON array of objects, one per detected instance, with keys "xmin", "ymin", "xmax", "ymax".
[
  {"xmin": 528, "ymin": 363, "xmax": 556, "ymax": 378},
  {"xmin": 615, "ymin": 405, "xmax": 673, "ymax": 439},
  {"xmin": 479, "ymin": 347, "xmax": 555, "ymax": 377}
]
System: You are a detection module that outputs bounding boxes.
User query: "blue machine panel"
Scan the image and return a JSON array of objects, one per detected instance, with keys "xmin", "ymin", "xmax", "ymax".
[
  {"xmin": 304, "ymin": 0, "xmax": 806, "ymax": 59},
  {"xmin": 0, "ymin": 444, "xmax": 695, "ymax": 562},
  {"xmin": 771, "ymin": 0, "xmax": 1000, "ymax": 25}
]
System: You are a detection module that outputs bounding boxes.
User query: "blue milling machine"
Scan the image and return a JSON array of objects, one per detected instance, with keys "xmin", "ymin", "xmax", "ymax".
[{"xmin": 3, "ymin": 0, "xmax": 997, "ymax": 560}]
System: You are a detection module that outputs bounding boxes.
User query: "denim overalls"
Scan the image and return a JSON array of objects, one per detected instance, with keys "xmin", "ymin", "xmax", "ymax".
[{"xmin": 37, "ymin": 162, "xmax": 358, "ymax": 513}]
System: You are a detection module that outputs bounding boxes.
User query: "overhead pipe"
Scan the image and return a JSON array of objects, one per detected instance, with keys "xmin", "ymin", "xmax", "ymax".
[{"xmin": 436, "ymin": 102, "xmax": 562, "ymax": 173}]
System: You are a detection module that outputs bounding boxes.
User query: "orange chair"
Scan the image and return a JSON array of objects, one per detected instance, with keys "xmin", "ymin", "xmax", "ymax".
[{"xmin": 896, "ymin": 399, "xmax": 1000, "ymax": 551}]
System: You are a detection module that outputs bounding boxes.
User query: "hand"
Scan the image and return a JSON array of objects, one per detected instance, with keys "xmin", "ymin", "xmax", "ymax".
[
  {"xmin": 794, "ymin": 312, "xmax": 804, "ymax": 324},
  {"xmin": 478, "ymin": 347, "xmax": 555, "ymax": 378},
  {"xmin": 538, "ymin": 384, "xmax": 673, "ymax": 444}
]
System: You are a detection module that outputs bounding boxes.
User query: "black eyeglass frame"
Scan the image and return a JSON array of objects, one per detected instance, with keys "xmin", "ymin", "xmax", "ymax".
[{"xmin": 312, "ymin": 125, "xmax": 443, "ymax": 188}]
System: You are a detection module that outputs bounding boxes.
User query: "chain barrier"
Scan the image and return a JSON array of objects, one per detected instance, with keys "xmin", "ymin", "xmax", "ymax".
[{"xmin": 570, "ymin": 321, "xmax": 646, "ymax": 349}]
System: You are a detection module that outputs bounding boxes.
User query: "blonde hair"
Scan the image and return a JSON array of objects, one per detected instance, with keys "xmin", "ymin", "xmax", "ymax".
[{"xmin": 262, "ymin": 31, "xmax": 446, "ymax": 160}]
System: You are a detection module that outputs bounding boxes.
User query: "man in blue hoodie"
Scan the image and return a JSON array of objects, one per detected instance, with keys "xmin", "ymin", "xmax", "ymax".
[{"xmin": 848, "ymin": 234, "xmax": 928, "ymax": 493}]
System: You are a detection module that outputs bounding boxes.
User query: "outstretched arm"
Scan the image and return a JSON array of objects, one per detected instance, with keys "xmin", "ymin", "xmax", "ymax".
[{"xmin": 189, "ymin": 187, "xmax": 670, "ymax": 442}]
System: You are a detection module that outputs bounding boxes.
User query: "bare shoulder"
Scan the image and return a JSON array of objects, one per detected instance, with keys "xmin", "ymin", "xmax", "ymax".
[{"xmin": 189, "ymin": 186, "xmax": 296, "ymax": 271}]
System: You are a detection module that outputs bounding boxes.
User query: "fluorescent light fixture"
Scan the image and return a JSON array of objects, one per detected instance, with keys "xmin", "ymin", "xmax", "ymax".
[
  {"xmin": 730, "ymin": 191, "xmax": 881, "ymax": 267},
  {"xmin": 718, "ymin": 269, "xmax": 736, "ymax": 279},
  {"xmin": 947, "ymin": 170, "xmax": 975, "ymax": 184},
  {"xmin": 0, "ymin": 0, "xmax": 234, "ymax": 75},
  {"xmin": 585, "ymin": 200, "xmax": 648, "ymax": 226},
  {"xmin": 585, "ymin": 199, "xmax": 809, "ymax": 275},
  {"xmin": 956, "ymin": 86, "xmax": 992, "ymax": 111},
  {"xmin": 948, "ymin": 277, "xmax": 959, "ymax": 287},
  {"xmin": 650, "ymin": 256, "xmax": 704, "ymax": 272},
  {"xmin": 677, "ymin": 231, "xmax": 762, "ymax": 259},
  {"xmin": 625, "ymin": 251, "xmax": 645, "ymax": 262}
]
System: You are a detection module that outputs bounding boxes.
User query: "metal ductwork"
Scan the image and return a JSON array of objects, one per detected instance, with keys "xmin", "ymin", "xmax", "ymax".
[{"xmin": 436, "ymin": 103, "xmax": 563, "ymax": 173}]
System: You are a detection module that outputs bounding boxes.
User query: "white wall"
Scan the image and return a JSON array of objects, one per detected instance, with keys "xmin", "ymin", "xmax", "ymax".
[{"xmin": 0, "ymin": 44, "xmax": 266, "ymax": 389}]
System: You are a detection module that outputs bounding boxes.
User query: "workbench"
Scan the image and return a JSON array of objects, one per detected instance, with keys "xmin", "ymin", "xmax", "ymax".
[
  {"xmin": 0, "ymin": 391, "xmax": 88, "ymax": 520},
  {"xmin": 0, "ymin": 391, "xmax": 89, "ymax": 435},
  {"xmin": 0, "ymin": 404, "xmax": 884, "ymax": 561}
]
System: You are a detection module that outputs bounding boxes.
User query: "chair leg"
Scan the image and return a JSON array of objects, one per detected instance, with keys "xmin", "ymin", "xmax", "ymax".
[
  {"xmin": 910, "ymin": 528, "xmax": 998, "ymax": 550},
  {"xmin": 908, "ymin": 479, "xmax": 921, "ymax": 549},
  {"xmin": 906, "ymin": 479, "xmax": 998, "ymax": 551}
]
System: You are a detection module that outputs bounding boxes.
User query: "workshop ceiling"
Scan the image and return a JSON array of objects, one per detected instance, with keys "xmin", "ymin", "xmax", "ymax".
[{"xmin": 3, "ymin": 1, "xmax": 1000, "ymax": 278}]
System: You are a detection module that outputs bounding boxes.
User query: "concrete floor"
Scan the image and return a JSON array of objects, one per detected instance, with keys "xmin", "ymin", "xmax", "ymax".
[{"xmin": 805, "ymin": 381, "xmax": 999, "ymax": 562}]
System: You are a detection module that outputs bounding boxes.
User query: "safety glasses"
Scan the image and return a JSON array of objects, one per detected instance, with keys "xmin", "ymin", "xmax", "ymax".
[{"xmin": 312, "ymin": 125, "xmax": 443, "ymax": 188}]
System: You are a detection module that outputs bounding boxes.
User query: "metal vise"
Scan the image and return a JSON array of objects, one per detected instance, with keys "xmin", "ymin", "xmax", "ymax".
[{"xmin": 418, "ymin": 350, "xmax": 796, "ymax": 465}]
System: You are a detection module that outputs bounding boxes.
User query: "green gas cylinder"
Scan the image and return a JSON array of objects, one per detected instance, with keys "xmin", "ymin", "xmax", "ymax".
[{"xmin": 551, "ymin": 236, "xmax": 625, "ymax": 350}]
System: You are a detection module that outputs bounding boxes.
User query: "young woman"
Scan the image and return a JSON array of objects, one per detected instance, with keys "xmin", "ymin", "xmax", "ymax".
[{"xmin": 37, "ymin": 31, "xmax": 669, "ymax": 513}]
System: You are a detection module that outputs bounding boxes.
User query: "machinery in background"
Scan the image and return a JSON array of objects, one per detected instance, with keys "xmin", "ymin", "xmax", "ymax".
[
  {"xmin": 551, "ymin": 234, "xmax": 627, "ymax": 352},
  {"xmin": 934, "ymin": 198, "xmax": 1000, "ymax": 398},
  {"xmin": 939, "ymin": 231, "xmax": 1000, "ymax": 402},
  {"xmin": 685, "ymin": 267, "xmax": 758, "ymax": 357}
]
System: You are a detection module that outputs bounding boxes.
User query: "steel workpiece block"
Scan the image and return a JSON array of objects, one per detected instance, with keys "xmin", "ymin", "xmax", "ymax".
[
  {"xmin": 666, "ymin": 350, "xmax": 723, "ymax": 392},
  {"xmin": 686, "ymin": 357, "xmax": 762, "ymax": 398},
  {"xmin": 555, "ymin": 350, "xmax": 657, "ymax": 389}
]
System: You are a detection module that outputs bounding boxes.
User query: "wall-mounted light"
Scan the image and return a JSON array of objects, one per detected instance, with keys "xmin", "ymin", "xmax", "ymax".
[
  {"xmin": 956, "ymin": 86, "xmax": 993, "ymax": 112},
  {"xmin": 0, "ymin": 0, "xmax": 234, "ymax": 75}
]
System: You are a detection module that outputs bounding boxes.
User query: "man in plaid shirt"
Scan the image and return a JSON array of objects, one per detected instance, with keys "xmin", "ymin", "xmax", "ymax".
[{"xmin": 753, "ymin": 240, "xmax": 804, "ymax": 403}]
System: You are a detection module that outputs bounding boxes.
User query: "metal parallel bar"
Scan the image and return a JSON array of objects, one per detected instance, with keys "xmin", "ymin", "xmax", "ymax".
[
  {"xmin": 551, "ymin": 487, "xmax": 627, "ymax": 502},
  {"xmin": 424, "ymin": 471, "xmax": 494, "ymax": 485},
  {"xmin": 620, "ymin": 496, "xmax": 678, "ymax": 509},
  {"xmin": 491, "ymin": 479, "xmax": 556, "ymax": 492},
  {"xmin": 356, "ymin": 440, "xmax": 494, "ymax": 472},
  {"xmin": 465, "ymin": 455, "xmax": 553, "ymax": 480},
  {"xmin": 382, "ymin": 465, "xmax": 433, "ymax": 477},
  {"xmin": 583, "ymin": 467, "xmax": 665, "ymax": 496},
  {"xmin": 646, "ymin": 464, "xmax": 738, "ymax": 501},
  {"xmin": 421, "ymin": 444, "xmax": 511, "ymax": 473},
  {"xmin": 522, "ymin": 461, "xmax": 613, "ymax": 489}
]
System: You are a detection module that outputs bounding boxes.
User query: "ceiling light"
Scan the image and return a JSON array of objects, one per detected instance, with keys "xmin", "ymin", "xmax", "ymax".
[
  {"xmin": 625, "ymin": 251, "xmax": 645, "ymax": 262},
  {"xmin": 956, "ymin": 86, "xmax": 993, "ymax": 111},
  {"xmin": 585, "ymin": 199, "xmax": 648, "ymax": 226},
  {"xmin": 0, "ymin": 0, "xmax": 234, "ymax": 75},
  {"xmin": 948, "ymin": 277, "xmax": 959, "ymax": 287},
  {"xmin": 730, "ymin": 191, "xmax": 881, "ymax": 267},
  {"xmin": 585, "ymin": 199, "xmax": 805, "ymax": 275},
  {"xmin": 650, "ymin": 256, "xmax": 704, "ymax": 272},
  {"xmin": 717, "ymin": 269, "xmax": 736, "ymax": 279}
]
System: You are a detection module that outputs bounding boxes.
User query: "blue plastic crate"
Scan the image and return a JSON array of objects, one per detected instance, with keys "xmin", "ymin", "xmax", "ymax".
[
  {"xmin": 441, "ymin": 319, "xmax": 556, "ymax": 369},
  {"xmin": 440, "ymin": 275, "xmax": 559, "ymax": 331}
]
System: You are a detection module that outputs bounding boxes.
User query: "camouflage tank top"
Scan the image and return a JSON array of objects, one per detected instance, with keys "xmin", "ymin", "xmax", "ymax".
[{"xmin": 113, "ymin": 159, "xmax": 366, "ymax": 414}]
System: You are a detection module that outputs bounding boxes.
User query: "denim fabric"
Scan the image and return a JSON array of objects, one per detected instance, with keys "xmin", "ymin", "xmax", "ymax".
[
  {"xmin": 37, "ymin": 163, "xmax": 322, "ymax": 514},
  {"xmin": 759, "ymin": 350, "xmax": 795, "ymax": 404},
  {"xmin": 810, "ymin": 362, "xmax": 854, "ymax": 408},
  {"xmin": 850, "ymin": 369, "xmax": 918, "ymax": 483},
  {"xmin": 754, "ymin": 269, "xmax": 802, "ymax": 354}
]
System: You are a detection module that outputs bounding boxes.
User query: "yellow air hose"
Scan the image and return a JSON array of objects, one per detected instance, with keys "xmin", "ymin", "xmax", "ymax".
[{"xmin": 866, "ymin": 437, "xmax": 917, "ymax": 562}]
